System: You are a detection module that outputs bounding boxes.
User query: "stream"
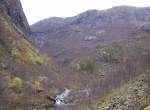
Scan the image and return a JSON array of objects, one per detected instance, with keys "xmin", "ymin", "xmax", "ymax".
[
  {"xmin": 48, "ymin": 88, "xmax": 72, "ymax": 110},
  {"xmin": 55, "ymin": 88, "xmax": 71, "ymax": 106},
  {"xmin": 48, "ymin": 88, "xmax": 90, "ymax": 110}
]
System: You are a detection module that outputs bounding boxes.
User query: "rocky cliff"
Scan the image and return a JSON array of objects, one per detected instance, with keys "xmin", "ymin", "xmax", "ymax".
[{"xmin": 0, "ymin": 0, "xmax": 30, "ymax": 35}]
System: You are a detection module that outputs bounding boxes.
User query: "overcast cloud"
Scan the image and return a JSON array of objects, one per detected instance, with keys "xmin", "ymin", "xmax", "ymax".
[{"xmin": 20, "ymin": 0, "xmax": 150, "ymax": 25}]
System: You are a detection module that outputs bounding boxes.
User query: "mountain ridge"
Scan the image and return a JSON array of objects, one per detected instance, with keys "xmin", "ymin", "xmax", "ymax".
[
  {"xmin": 29, "ymin": 5, "xmax": 150, "ymax": 110},
  {"xmin": 31, "ymin": 6, "xmax": 150, "ymax": 33},
  {"xmin": 0, "ymin": 1, "xmax": 150, "ymax": 110},
  {"xmin": 30, "ymin": 6, "xmax": 150, "ymax": 66}
]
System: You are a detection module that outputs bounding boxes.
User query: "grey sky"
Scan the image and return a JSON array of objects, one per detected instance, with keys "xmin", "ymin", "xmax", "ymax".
[{"xmin": 20, "ymin": 0, "xmax": 150, "ymax": 25}]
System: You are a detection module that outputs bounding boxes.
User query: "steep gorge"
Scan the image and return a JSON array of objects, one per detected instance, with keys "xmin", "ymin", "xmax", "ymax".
[
  {"xmin": 0, "ymin": 0, "xmax": 150, "ymax": 110},
  {"xmin": 30, "ymin": 6, "xmax": 150, "ymax": 110}
]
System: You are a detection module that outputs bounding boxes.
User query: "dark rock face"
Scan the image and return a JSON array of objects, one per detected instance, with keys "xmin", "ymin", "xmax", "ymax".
[{"xmin": 0, "ymin": 0, "xmax": 30, "ymax": 35}]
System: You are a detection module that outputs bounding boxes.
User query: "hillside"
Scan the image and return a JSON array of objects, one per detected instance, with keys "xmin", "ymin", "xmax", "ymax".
[
  {"xmin": 0, "ymin": 0, "xmax": 59, "ymax": 110},
  {"xmin": 30, "ymin": 6, "xmax": 150, "ymax": 110},
  {"xmin": 0, "ymin": 0, "xmax": 150, "ymax": 110},
  {"xmin": 96, "ymin": 73, "xmax": 150, "ymax": 110},
  {"xmin": 31, "ymin": 6, "xmax": 150, "ymax": 65}
]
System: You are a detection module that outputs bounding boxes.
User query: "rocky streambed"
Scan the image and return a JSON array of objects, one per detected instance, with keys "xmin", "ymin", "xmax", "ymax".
[{"xmin": 47, "ymin": 88, "xmax": 91, "ymax": 110}]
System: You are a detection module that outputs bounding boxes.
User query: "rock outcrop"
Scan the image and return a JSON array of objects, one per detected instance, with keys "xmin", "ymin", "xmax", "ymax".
[
  {"xmin": 97, "ymin": 74, "xmax": 150, "ymax": 110},
  {"xmin": 0, "ymin": 0, "xmax": 30, "ymax": 35}
]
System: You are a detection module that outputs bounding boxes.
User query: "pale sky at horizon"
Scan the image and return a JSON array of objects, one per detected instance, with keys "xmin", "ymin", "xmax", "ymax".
[{"xmin": 20, "ymin": 0, "xmax": 150, "ymax": 25}]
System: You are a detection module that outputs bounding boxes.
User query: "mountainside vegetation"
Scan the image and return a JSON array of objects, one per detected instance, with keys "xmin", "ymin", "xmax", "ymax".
[
  {"xmin": 0, "ymin": 1, "xmax": 60, "ymax": 110},
  {"xmin": 30, "ymin": 6, "xmax": 150, "ymax": 110},
  {"xmin": 0, "ymin": 0, "xmax": 150, "ymax": 110}
]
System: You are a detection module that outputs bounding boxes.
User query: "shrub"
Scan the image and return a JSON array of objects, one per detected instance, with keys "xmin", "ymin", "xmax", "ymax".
[
  {"xmin": 0, "ymin": 71, "xmax": 11, "ymax": 91},
  {"xmin": 31, "ymin": 81, "xmax": 43, "ymax": 90},
  {"xmin": 49, "ymin": 88, "xmax": 60, "ymax": 95},
  {"xmin": 11, "ymin": 77, "xmax": 23, "ymax": 88},
  {"xmin": 71, "ymin": 57, "xmax": 99, "ymax": 73},
  {"xmin": 98, "ymin": 44, "xmax": 124, "ymax": 63}
]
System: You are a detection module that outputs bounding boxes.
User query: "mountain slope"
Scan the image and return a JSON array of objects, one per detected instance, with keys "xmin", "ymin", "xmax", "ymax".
[
  {"xmin": 0, "ymin": 1, "xmax": 59, "ymax": 110},
  {"xmin": 31, "ymin": 6, "xmax": 150, "ymax": 65},
  {"xmin": 30, "ymin": 6, "xmax": 150, "ymax": 110},
  {"xmin": 96, "ymin": 73, "xmax": 150, "ymax": 110},
  {"xmin": 0, "ymin": 1, "xmax": 149, "ymax": 109}
]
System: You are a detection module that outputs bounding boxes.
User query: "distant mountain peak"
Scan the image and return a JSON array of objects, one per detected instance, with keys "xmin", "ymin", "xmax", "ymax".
[{"xmin": 31, "ymin": 6, "xmax": 150, "ymax": 33}]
